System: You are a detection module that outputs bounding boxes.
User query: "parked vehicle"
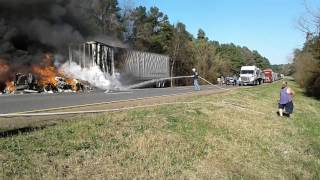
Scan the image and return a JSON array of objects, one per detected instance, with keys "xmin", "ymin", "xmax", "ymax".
[
  {"xmin": 272, "ymin": 72, "xmax": 279, "ymax": 82},
  {"xmin": 239, "ymin": 66, "xmax": 263, "ymax": 86},
  {"xmin": 225, "ymin": 77, "xmax": 237, "ymax": 85},
  {"xmin": 263, "ymin": 68, "xmax": 273, "ymax": 83}
]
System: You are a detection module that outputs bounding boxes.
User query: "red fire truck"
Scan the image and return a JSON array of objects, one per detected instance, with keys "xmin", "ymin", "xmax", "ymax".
[{"xmin": 263, "ymin": 68, "xmax": 273, "ymax": 83}]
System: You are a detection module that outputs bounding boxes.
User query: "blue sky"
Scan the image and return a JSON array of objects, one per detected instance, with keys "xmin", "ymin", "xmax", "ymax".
[{"xmin": 119, "ymin": 0, "xmax": 320, "ymax": 65}]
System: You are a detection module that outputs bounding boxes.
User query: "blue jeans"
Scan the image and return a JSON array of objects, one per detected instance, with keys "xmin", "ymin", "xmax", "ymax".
[
  {"xmin": 194, "ymin": 79, "xmax": 200, "ymax": 91},
  {"xmin": 278, "ymin": 101, "xmax": 294, "ymax": 114}
]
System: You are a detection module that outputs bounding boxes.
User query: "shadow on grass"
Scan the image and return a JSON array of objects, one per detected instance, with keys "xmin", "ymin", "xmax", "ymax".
[
  {"xmin": 302, "ymin": 91, "xmax": 320, "ymax": 100},
  {"xmin": 304, "ymin": 89, "xmax": 320, "ymax": 100},
  {"xmin": 0, "ymin": 125, "xmax": 52, "ymax": 138},
  {"xmin": 286, "ymin": 78, "xmax": 320, "ymax": 100}
]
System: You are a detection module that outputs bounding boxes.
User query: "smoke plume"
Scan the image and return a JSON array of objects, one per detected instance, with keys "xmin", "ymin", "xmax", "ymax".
[
  {"xmin": 0, "ymin": 0, "xmax": 130, "ymax": 92},
  {"xmin": 60, "ymin": 62, "xmax": 123, "ymax": 91},
  {"xmin": 0, "ymin": 0, "xmax": 94, "ymax": 80}
]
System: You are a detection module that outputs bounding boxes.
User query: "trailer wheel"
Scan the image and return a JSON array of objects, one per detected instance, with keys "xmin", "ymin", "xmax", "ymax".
[
  {"xmin": 156, "ymin": 81, "xmax": 161, "ymax": 88},
  {"xmin": 156, "ymin": 81, "xmax": 165, "ymax": 88},
  {"xmin": 161, "ymin": 81, "xmax": 166, "ymax": 88}
]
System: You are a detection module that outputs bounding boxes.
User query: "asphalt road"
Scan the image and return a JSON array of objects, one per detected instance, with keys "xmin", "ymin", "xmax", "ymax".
[{"xmin": 0, "ymin": 85, "xmax": 232, "ymax": 114}]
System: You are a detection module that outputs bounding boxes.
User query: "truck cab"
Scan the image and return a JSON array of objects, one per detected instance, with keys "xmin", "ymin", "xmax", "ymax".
[
  {"xmin": 239, "ymin": 66, "xmax": 263, "ymax": 86},
  {"xmin": 263, "ymin": 68, "xmax": 273, "ymax": 83}
]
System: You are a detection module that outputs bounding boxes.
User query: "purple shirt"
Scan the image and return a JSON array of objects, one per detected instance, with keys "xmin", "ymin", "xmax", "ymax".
[{"xmin": 280, "ymin": 87, "xmax": 292, "ymax": 104}]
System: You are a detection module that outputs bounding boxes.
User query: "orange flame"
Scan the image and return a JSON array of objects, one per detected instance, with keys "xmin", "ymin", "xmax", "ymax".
[
  {"xmin": 32, "ymin": 66, "xmax": 58, "ymax": 86},
  {"xmin": 0, "ymin": 60, "xmax": 14, "ymax": 93},
  {"xmin": 31, "ymin": 53, "xmax": 79, "ymax": 91},
  {"xmin": 5, "ymin": 81, "xmax": 16, "ymax": 93},
  {"xmin": 1, "ymin": 53, "xmax": 79, "ymax": 92},
  {"xmin": 65, "ymin": 78, "xmax": 77, "ymax": 91},
  {"xmin": 32, "ymin": 53, "xmax": 59, "ymax": 87}
]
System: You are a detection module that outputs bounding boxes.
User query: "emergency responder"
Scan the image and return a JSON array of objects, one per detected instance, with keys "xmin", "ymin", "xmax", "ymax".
[{"xmin": 192, "ymin": 68, "xmax": 200, "ymax": 91}]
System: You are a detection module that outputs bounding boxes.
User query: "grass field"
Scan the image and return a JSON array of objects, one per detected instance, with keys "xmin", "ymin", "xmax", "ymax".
[{"xmin": 0, "ymin": 80, "xmax": 320, "ymax": 179}]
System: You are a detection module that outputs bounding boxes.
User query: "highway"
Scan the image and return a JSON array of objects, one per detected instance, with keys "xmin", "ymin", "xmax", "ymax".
[{"xmin": 0, "ymin": 85, "xmax": 231, "ymax": 114}]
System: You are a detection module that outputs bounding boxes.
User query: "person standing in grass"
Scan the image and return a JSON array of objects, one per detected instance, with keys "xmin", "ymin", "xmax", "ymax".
[
  {"xmin": 192, "ymin": 68, "xmax": 200, "ymax": 91},
  {"xmin": 278, "ymin": 81, "xmax": 294, "ymax": 117}
]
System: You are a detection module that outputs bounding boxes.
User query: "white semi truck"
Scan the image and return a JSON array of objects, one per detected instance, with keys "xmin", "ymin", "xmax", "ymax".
[{"xmin": 239, "ymin": 65, "xmax": 263, "ymax": 86}]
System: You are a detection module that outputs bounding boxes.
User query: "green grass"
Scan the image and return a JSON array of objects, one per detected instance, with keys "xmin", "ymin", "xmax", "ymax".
[{"xmin": 0, "ymin": 80, "xmax": 320, "ymax": 179}]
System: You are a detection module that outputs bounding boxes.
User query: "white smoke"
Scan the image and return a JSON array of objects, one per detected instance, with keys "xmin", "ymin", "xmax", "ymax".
[{"xmin": 59, "ymin": 61, "xmax": 122, "ymax": 91}]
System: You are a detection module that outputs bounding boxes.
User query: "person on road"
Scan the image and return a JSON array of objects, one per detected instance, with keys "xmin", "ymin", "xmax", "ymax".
[
  {"xmin": 278, "ymin": 81, "xmax": 294, "ymax": 117},
  {"xmin": 233, "ymin": 75, "xmax": 237, "ymax": 86},
  {"xmin": 221, "ymin": 76, "xmax": 225, "ymax": 86},
  {"xmin": 217, "ymin": 77, "xmax": 221, "ymax": 86},
  {"xmin": 192, "ymin": 68, "xmax": 200, "ymax": 91}
]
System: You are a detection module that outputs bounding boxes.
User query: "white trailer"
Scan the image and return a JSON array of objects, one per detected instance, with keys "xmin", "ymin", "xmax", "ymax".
[
  {"xmin": 69, "ymin": 41, "xmax": 170, "ymax": 87},
  {"xmin": 121, "ymin": 50, "xmax": 170, "ymax": 81}
]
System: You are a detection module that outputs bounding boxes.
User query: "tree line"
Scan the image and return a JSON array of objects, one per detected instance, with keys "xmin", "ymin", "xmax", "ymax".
[
  {"xmin": 292, "ymin": 6, "xmax": 320, "ymax": 98},
  {"xmin": 79, "ymin": 0, "xmax": 271, "ymax": 84},
  {"xmin": 292, "ymin": 35, "xmax": 320, "ymax": 98},
  {"xmin": 270, "ymin": 64, "xmax": 295, "ymax": 76}
]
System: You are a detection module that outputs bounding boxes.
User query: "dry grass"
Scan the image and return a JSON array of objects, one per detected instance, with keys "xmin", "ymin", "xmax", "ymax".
[{"xmin": 0, "ymin": 81, "xmax": 320, "ymax": 179}]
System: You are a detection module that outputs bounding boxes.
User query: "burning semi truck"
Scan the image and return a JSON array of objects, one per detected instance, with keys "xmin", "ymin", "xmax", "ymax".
[
  {"xmin": 0, "ymin": 41, "xmax": 170, "ymax": 94},
  {"xmin": 2, "ymin": 70, "xmax": 87, "ymax": 94},
  {"xmin": 68, "ymin": 41, "xmax": 170, "ymax": 88},
  {"xmin": 0, "ymin": 53, "xmax": 89, "ymax": 94}
]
